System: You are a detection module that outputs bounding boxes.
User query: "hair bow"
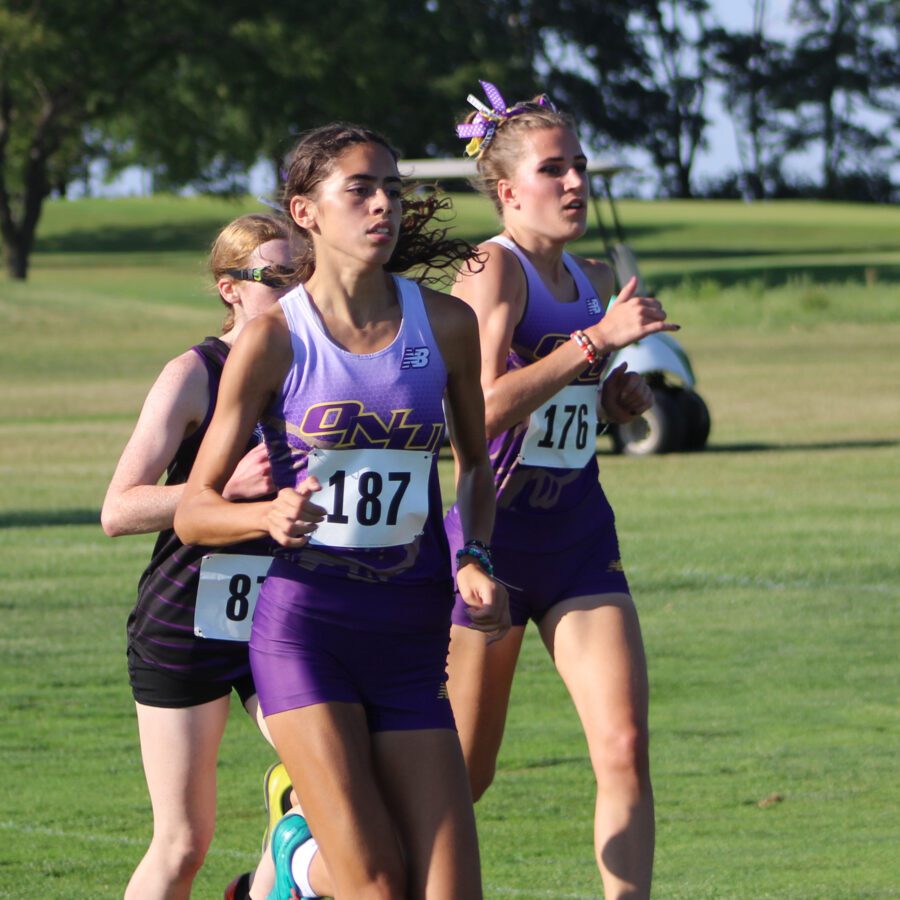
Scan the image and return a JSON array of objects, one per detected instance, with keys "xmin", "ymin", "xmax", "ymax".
[
  {"xmin": 455, "ymin": 82, "xmax": 559, "ymax": 158},
  {"xmin": 455, "ymin": 81, "xmax": 527, "ymax": 158}
]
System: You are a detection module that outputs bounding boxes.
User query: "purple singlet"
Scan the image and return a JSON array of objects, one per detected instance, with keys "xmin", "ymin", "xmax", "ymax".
[
  {"xmin": 252, "ymin": 277, "xmax": 456, "ymax": 727},
  {"xmin": 445, "ymin": 236, "xmax": 629, "ymax": 625}
]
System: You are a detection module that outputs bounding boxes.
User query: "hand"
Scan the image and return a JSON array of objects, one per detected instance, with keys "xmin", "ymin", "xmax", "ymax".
[
  {"xmin": 223, "ymin": 443, "xmax": 275, "ymax": 500},
  {"xmin": 456, "ymin": 562, "xmax": 511, "ymax": 643},
  {"xmin": 599, "ymin": 363, "xmax": 653, "ymax": 424},
  {"xmin": 587, "ymin": 276, "xmax": 679, "ymax": 352},
  {"xmin": 266, "ymin": 478, "xmax": 326, "ymax": 548}
]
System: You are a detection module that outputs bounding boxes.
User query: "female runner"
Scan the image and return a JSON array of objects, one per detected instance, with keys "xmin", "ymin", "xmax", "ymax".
[
  {"xmin": 444, "ymin": 82, "xmax": 679, "ymax": 899},
  {"xmin": 101, "ymin": 213, "xmax": 294, "ymax": 899},
  {"xmin": 175, "ymin": 123, "xmax": 509, "ymax": 900}
]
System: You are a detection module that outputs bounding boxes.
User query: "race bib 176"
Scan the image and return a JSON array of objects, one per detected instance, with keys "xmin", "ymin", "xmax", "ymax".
[{"xmin": 517, "ymin": 384, "xmax": 598, "ymax": 469}]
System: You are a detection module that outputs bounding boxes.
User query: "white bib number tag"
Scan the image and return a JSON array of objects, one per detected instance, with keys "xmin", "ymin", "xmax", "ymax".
[
  {"xmin": 194, "ymin": 554, "xmax": 270, "ymax": 641},
  {"xmin": 518, "ymin": 384, "xmax": 597, "ymax": 469},
  {"xmin": 307, "ymin": 447, "xmax": 433, "ymax": 548}
]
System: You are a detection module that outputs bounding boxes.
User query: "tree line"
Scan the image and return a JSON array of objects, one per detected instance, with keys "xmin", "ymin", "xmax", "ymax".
[{"xmin": 1, "ymin": 0, "xmax": 897, "ymax": 279}]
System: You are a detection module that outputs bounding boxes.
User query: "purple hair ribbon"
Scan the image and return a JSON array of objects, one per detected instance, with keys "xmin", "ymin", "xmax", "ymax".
[{"xmin": 455, "ymin": 80, "xmax": 529, "ymax": 158}]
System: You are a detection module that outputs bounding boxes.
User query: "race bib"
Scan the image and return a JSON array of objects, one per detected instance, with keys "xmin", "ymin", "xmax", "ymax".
[
  {"xmin": 518, "ymin": 384, "xmax": 598, "ymax": 469},
  {"xmin": 194, "ymin": 554, "xmax": 271, "ymax": 641},
  {"xmin": 307, "ymin": 447, "xmax": 433, "ymax": 548}
]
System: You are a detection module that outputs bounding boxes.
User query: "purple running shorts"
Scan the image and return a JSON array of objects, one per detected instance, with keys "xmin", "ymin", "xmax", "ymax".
[{"xmin": 250, "ymin": 559, "xmax": 455, "ymax": 732}]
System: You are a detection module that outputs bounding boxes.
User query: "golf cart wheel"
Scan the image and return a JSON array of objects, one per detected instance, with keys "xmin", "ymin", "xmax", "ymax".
[
  {"xmin": 610, "ymin": 387, "xmax": 686, "ymax": 456},
  {"xmin": 677, "ymin": 388, "xmax": 711, "ymax": 451}
]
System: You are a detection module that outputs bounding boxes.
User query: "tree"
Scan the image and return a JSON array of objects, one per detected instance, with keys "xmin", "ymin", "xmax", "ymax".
[
  {"xmin": 639, "ymin": 0, "xmax": 714, "ymax": 197},
  {"xmin": 1, "ymin": 0, "xmax": 532, "ymax": 279},
  {"xmin": 0, "ymin": 0, "xmax": 216, "ymax": 279},
  {"xmin": 109, "ymin": 0, "xmax": 534, "ymax": 191},
  {"xmin": 525, "ymin": 0, "xmax": 713, "ymax": 197},
  {"xmin": 779, "ymin": 0, "xmax": 899, "ymax": 197},
  {"xmin": 708, "ymin": 0, "xmax": 790, "ymax": 199}
]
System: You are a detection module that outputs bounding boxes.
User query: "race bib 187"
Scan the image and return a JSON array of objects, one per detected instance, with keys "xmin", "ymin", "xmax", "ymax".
[{"xmin": 306, "ymin": 447, "xmax": 433, "ymax": 548}]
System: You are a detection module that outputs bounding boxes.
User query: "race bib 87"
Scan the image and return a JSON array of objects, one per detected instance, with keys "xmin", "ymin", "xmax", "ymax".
[{"xmin": 195, "ymin": 554, "xmax": 270, "ymax": 642}]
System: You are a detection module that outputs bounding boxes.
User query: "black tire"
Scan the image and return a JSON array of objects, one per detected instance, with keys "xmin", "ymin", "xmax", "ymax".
[
  {"xmin": 678, "ymin": 389, "xmax": 711, "ymax": 451},
  {"xmin": 610, "ymin": 387, "xmax": 687, "ymax": 456}
]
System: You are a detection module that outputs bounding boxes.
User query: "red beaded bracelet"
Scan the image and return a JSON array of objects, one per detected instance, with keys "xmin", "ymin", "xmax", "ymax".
[{"xmin": 571, "ymin": 329, "xmax": 599, "ymax": 365}]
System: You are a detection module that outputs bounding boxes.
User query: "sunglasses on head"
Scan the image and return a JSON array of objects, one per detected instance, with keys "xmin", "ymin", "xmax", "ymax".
[{"xmin": 225, "ymin": 265, "xmax": 294, "ymax": 288}]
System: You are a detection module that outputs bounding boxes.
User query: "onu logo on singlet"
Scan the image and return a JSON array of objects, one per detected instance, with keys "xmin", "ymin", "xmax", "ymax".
[
  {"xmin": 400, "ymin": 346, "xmax": 430, "ymax": 369},
  {"xmin": 533, "ymin": 334, "xmax": 606, "ymax": 383},
  {"xmin": 295, "ymin": 400, "xmax": 443, "ymax": 452}
]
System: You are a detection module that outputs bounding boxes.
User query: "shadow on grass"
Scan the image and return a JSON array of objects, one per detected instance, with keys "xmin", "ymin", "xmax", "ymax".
[
  {"xmin": 503, "ymin": 756, "xmax": 583, "ymax": 772},
  {"xmin": 598, "ymin": 438, "xmax": 898, "ymax": 456},
  {"xmin": 35, "ymin": 222, "xmax": 227, "ymax": 254},
  {"xmin": 650, "ymin": 262, "xmax": 900, "ymax": 292},
  {"xmin": 702, "ymin": 439, "xmax": 898, "ymax": 454},
  {"xmin": 0, "ymin": 509, "xmax": 100, "ymax": 529},
  {"xmin": 646, "ymin": 244, "xmax": 900, "ymax": 261}
]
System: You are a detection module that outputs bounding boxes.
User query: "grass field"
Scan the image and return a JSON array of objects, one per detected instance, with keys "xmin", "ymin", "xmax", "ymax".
[{"xmin": 1, "ymin": 195, "xmax": 899, "ymax": 899}]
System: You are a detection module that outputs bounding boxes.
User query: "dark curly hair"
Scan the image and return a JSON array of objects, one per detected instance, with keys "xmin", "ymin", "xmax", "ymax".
[{"xmin": 281, "ymin": 123, "xmax": 482, "ymax": 285}]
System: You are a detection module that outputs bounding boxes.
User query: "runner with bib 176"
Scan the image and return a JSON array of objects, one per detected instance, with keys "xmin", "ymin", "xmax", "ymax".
[{"xmin": 443, "ymin": 81, "xmax": 680, "ymax": 900}]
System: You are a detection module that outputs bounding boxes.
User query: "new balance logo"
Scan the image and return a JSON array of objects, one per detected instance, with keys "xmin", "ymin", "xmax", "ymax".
[
  {"xmin": 586, "ymin": 297, "xmax": 603, "ymax": 315},
  {"xmin": 401, "ymin": 347, "xmax": 430, "ymax": 369}
]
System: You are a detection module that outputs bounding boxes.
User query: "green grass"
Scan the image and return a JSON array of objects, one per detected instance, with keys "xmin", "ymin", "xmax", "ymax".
[{"xmin": 1, "ymin": 195, "xmax": 899, "ymax": 898}]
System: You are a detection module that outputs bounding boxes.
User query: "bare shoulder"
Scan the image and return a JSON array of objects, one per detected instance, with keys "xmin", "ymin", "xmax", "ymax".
[
  {"xmin": 150, "ymin": 347, "xmax": 211, "ymax": 417},
  {"xmin": 421, "ymin": 285, "xmax": 478, "ymax": 344},
  {"xmin": 452, "ymin": 239, "xmax": 526, "ymax": 309},
  {"xmin": 420, "ymin": 285, "xmax": 482, "ymax": 379},
  {"xmin": 161, "ymin": 346, "xmax": 209, "ymax": 382},
  {"xmin": 223, "ymin": 304, "xmax": 293, "ymax": 394},
  {"xmin": 232, "ymin": 304, "xmax": 291, "ymax": 360},
  {"xmin": 573, "ymin": 255, "xmax": 617, "ymax": 300}
]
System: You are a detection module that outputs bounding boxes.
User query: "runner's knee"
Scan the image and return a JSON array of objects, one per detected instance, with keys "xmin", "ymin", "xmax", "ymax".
[{"xmin": 592, "ymin": 721, "xmax": 650, "ymax": 782}]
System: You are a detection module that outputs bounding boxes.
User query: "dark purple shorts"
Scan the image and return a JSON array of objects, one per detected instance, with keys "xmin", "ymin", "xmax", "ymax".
[
  {"xmin": 446, "ymin": 513, "xmax": 630, "ymax": 627},
  {"xmin": 249, "ymin": 559, "xmax": 455, "ymax": 732}
]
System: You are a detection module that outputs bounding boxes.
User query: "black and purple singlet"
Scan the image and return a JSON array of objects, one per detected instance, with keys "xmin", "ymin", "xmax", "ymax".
[{"xmin": 128, "ymin": 338, "xmax": 272, "ymax": 690}]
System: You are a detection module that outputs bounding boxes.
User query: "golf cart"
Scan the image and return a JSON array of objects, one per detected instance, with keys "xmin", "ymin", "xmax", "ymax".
[
  {"xmin": 401, "ymin": 158, "xmax": 710, "ymax": 455},
  {"xmin": 589, "ymin": 169, "xmax": 710, "ymax": 454}
]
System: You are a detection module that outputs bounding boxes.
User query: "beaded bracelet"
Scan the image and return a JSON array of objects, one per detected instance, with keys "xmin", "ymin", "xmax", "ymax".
[
  {"xmin": 455, "ymin": 541, "xmax": 494, "ymax": 576},
  {"xmin": 463, "ymin": 538, "xmax": 490, "ymax": 554},
  {"xmin": 571, "ymin": 329, "xmax": 599, "ymax": 365}
]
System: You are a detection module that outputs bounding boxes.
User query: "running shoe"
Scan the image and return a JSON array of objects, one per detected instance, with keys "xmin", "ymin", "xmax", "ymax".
[
  {"xmin": 262, "ymin": 761, "xmax": 294, "ymax": 851},
  {"xmin": 267, "ymin": 812, "xmax": 313, "ymax": 900},
  {"xmin": 223, "ymin": 871, "xmax": 251, "ymax": 900}
]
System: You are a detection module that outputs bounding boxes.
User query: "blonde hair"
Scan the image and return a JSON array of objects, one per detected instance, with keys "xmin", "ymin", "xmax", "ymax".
[
  {"xmin": 208, "ymin": 213, "xmax": 290, "ymax": 334},
  {"xmin": 469, "ymin": 98, "xmax": 577, "ymax": 216}
]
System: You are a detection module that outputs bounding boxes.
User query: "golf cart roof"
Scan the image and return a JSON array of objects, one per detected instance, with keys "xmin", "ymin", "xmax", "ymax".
[{"xmin": 400, "ymin": 158, "xmax": 632, "ymax": 180}]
